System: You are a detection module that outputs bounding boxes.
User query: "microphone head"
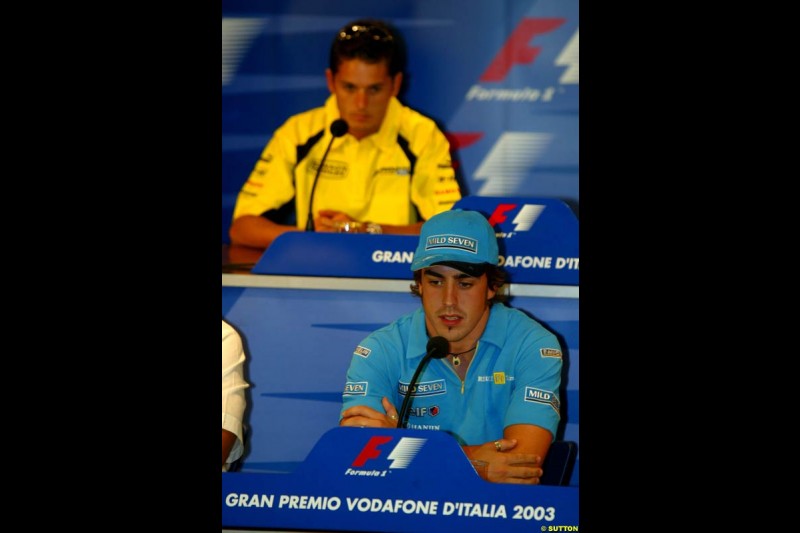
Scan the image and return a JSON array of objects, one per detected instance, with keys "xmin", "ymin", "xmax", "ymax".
[
  {"xmin": 426, "ymin": 336, "xmax": 449, "ymax": 359},
  {"xmin": 330, "ymin": 119, "xmax": 349, "ymax": 137}
]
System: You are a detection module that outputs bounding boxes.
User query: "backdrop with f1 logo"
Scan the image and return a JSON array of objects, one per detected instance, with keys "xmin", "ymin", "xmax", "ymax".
[{"xmin": 221, "ymin": 0, "xmax": 579, "ymax": 242}]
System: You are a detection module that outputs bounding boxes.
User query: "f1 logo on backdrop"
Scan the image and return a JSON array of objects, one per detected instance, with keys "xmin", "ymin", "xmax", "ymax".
[
  {"xmin": 351, "ymin": 436, "xmax": 426, "ymax": 470},
  {"xmin": 464, "ymin": 17, "xmax": 579, "ymax": 105},
  {"xmin": 488, "ymin": 203, "xmax": 545, "ymax": 236},
  {"xmin": 481, "ymin": 18, "xmax": 576, "ymax": 83},
  {"xmin": 460, "ymin": 17, "xmax": 579, "ymax": 196}
]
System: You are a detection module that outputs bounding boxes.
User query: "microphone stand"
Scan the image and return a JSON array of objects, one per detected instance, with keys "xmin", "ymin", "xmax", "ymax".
[
  {"xmin": 306, "ymin": 119, "xmax": 348, "ymax": 231},
  {"xmin": 397, "ymin": 337, "xmax": 448, "ymax": 429}
]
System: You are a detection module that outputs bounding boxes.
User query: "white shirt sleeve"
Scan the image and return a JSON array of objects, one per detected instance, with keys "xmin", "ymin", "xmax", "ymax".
[{"xmin": 222, "ymin": 320, "xmax": 249, "ymax": 466}]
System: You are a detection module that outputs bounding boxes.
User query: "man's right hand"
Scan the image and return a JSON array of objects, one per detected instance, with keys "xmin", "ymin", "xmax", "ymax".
[
  {"xmin": 315, "ymin": 209, "xmax": 356, "ymax": 232},
  {"xmin": 468, "ymin": 438, "xmax": 544, "ymax": 484},
  {"xmin": 340, "ymin": 396, "xmax": 400, "ymax": 428}
]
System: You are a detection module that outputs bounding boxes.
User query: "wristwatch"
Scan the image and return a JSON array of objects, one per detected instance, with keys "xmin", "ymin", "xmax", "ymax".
[{"xmin": 364, "ymin": 222, "xmax": 383, "ymax": 234}]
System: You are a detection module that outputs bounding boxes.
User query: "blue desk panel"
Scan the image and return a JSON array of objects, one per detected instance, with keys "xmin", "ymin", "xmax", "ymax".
[
  {"xmin": 223, "ymin": 427, "xmax": 579, "ymax": 532},
  {"xmin": 222, "ymin": 275, "xmax": 579, "ymax": 485},
  {"xmin": 250, "ymin": 197, "xmax": 579, "ymax": 286}
]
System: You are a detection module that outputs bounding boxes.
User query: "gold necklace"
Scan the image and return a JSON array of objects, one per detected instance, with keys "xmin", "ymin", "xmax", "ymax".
[{"xmin": 449, "ymin": 345, "xmax": 477, "ymax": 367}]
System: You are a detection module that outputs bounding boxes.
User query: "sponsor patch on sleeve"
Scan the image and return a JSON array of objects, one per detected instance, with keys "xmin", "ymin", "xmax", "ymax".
[
  {"xmin": 540, "ymin": 348, "xmax": 562, "ymax": 358},
  {"xmin": 524, "ymin": 387, "xmax": 560, "ymax": 415},
  {"xmin": 344, "ymin": 381, "xmax": 368, "ymax": 396},
  {"xmin": 354, "ymin": 345, "xmax": 371, "ymax": 358}
]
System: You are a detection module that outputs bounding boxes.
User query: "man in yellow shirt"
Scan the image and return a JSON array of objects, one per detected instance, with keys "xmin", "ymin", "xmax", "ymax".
[{"xmin": 230, "ymin": 19, "xmax": 462, "ymax": 249}]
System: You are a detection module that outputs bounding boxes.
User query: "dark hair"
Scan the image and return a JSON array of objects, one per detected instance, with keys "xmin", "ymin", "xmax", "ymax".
[
  {"xmin": 329, "ymin": 19, "xmax": 404, "ymax": 76},
  {"xmin": 410, "ymin": 265, "xmax": 509, "ymax": 305}
]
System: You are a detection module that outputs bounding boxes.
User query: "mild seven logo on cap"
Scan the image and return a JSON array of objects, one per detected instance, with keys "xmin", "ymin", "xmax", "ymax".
[{"xmin": 424, "ymin": 234, "xmax": 478, "ymax": 254}]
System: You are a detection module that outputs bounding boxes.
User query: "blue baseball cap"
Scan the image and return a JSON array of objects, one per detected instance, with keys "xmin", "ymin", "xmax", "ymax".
[{"xmin": 411, "ymin": 209, "xmax": 499, "ymax": 273}]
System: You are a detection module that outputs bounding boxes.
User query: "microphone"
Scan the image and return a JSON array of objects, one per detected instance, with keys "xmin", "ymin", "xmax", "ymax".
[
  {"xmin": 305, "ymin": 118, "xmax": 349, "ymax": 231},
  {"xmin": 397, "ymin": 336, "xmax": 449, "ymax": 429}
]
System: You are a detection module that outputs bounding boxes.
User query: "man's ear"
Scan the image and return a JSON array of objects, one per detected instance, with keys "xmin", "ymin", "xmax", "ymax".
[
  {"xmin": 391, "ymin": 72, "xmax": 403, "ymax": 97},
  {"xmin": 486, "ymin": 276, "xmax": 497, "ymax": 301},
  {"xmin": 325, "ymin": 69, "xmax": 335, "ymax": 93}
]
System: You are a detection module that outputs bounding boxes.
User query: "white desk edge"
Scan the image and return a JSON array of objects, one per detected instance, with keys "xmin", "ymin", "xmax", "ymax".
[{"xmin": 222, "ymin": 273, "xmax": 578, "ymax": 299}]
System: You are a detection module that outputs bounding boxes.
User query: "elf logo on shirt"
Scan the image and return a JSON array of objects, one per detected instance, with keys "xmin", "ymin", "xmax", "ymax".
[{"xmin": 409, "ymin": 405, "xmax": 439, "ymax": 418}]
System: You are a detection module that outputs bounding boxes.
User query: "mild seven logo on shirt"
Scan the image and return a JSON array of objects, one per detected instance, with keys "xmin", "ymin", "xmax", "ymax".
[
  {"xmin": 344, "ymin": 382, "xmax": 368, "ymax": 396},
  {"xmin": 398, "ymin": 379, "xmax": 446, "ymax": 397},
  {"xmin": 425, "ymin": 234, "xmax": 478, "ymax": 254},
  {"xmin": 524, "ymin": 386, "xmax": 560, "ymax": 414}
]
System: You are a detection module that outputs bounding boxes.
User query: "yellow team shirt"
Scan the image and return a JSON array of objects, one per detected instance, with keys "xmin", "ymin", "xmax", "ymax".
[{"xmin": 232, "ymin": 95, "xmax": 461, "ymax": 227}]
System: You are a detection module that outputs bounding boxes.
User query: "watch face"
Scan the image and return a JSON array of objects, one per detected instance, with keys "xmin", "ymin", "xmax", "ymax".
[{"xmin": 334, "ymin": 221, "xmax": 363, "ymax": 233}]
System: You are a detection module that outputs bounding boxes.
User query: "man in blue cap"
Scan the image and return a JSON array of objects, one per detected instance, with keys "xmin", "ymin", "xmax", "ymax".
[{"xmin": 339, "ymin": 209, "xmax": 563, "ymax": 484}]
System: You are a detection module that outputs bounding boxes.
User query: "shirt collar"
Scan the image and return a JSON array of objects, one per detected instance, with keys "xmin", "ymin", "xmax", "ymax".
[
  {"xmin": 323, "ymin": 95, "xmax": 347, "ymax": 149},
  {"xmin": 407, "ymin": 308, "xmax": 430, "ymax": 360},
  {"xmin": 373, "ymin": 96, "xmax": 402, "ymax": 149},
  {"xmin": 479, "ymin": 304, "xmax": 507, "ymax": 351},
  {"xmin": 406, "ymin": 304, "xmax": 507, "ymax": 360}
]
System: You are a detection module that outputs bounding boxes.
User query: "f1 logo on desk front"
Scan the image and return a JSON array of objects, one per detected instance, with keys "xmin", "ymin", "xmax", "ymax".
[
  {"xmin": 488, "ymin": 203, "xmax": 545, "ymax": 234},
  {"xmin": 350, "ymin": 436, "xmax": 427, "ymax": 472}
]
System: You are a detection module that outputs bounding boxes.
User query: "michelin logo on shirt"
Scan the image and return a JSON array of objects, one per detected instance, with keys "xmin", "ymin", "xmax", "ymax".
[{"xmin": 540, "ymin": 348, "xmax": 562, "ymax": 358}]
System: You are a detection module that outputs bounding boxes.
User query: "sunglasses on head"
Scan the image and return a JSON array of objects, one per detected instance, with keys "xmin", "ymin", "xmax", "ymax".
[{"xmin": 337, "ymin": 24, "xmax": 394, "ymax": 43}]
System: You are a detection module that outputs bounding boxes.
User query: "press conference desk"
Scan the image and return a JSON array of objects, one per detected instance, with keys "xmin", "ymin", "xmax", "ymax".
[
  {"xmin": 222, "ymin": 427, "xmax": 578, "ymax": 532},
  {"xmin": 221, "ymin": 263, "xmax": 580, "ymax": 531},
  {"xmin": 223, "ymin": 243, "xmax": 268, "ymax": 273},
  {"xmin": 222, "ymin": 233, "xmax": 579, "ymax": 473}
]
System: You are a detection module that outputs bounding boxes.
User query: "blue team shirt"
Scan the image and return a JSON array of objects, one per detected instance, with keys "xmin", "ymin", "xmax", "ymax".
[{"xmin": 340, "ymin": 303, "xmax": 563, "ymax": 445}]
